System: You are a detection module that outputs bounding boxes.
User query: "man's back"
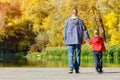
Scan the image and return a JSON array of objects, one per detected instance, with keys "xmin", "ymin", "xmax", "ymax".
[{"xmin": 64, "ymin": 17, "xmax": 90, "ymax": 44}]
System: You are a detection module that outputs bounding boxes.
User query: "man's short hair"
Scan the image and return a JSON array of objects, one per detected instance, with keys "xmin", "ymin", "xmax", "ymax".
[{"xmin": 72, "ymin": 8, "xmax": 78, "ymax": 14}]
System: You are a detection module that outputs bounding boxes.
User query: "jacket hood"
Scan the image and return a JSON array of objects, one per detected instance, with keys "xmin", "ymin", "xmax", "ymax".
[
  {"xmin": 94, "ymin": 36, "xmax": 102, "ymax": 43},
  {"xmin": 71, "ymin": 17, "xmax": 79, "ymax": 25}
]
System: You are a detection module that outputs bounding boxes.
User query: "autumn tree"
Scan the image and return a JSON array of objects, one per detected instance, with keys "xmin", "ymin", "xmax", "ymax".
[
  {"xmin": 0, "ymin": 0, "xmax": 119, "ymax": 55},
  {"xmin": 97, "ymin": 0, "xmax": 120, "ymax": 45},
  {"xmin": 0, "ymin": 1, "xmax": 35, "ymax": 56}
]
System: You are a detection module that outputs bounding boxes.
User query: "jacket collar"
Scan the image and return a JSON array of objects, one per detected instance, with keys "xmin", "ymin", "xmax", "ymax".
[{"xmin": 71, "ymin": 16, "xmax": 78, "ymax": 19}]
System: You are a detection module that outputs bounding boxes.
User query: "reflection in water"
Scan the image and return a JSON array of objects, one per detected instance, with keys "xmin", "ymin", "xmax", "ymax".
[
  {"xmin": 0, "ymin": 57, "xmax": 28, "ymax": 67},
  {"xmin": 0, "ymin": 57, "xmax": 120, "ymax": 67}
]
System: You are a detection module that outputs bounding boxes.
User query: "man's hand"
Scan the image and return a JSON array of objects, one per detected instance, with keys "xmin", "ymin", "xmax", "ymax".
[{"xmin": 64, "ymin": 44, "xmax": 68, "ymax": 47}]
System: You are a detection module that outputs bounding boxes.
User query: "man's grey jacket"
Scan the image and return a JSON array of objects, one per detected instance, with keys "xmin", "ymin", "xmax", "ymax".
[{"xmin": 64, "ymin": 17, "xmax": 90, "ymax": 45}]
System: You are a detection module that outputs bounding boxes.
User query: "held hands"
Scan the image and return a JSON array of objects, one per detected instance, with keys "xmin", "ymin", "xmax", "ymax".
[
  {"xmin": 103, "ymin": 51, "xmax": 107, "ymax": 56},
  {"xmin": 104, "ymin": 51, "xmax": 106, "ymax": 54}
]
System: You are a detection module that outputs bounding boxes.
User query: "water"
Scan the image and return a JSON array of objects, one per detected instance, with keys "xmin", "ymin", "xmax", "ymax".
[{"xmin": 0, "ymin": 57, "xmax": 120, "ymax": 67}]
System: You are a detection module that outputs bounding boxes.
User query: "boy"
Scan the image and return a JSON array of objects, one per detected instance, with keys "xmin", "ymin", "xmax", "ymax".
[{"xmin": 89, "ymin": 29, "xmax": 106, "ymax": 73}]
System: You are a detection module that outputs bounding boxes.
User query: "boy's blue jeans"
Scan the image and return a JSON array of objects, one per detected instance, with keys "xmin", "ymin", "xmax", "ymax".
[
  {"xmin": 94, "ymin": 51, "xmax": 103, "ymax": 71},
  {"xmin": 68, "ymin": 44, "xmax": 81, "ymax": 71}
]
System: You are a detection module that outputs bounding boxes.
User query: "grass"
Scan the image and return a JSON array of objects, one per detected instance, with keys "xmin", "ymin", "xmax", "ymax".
[
  {"xmin": 0, "ymin": 44, "xmax": 119, "ymax": 67},
  {"xmin": 27, "ymin": 44, "xmax": 120, "ymax": 67},
  {"xmin": 29, "ymin": 44, "xmax": 120, "ymax": 60}
]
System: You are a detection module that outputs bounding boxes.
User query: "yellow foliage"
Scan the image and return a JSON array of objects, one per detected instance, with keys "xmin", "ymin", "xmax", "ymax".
[
  {"xmin": 65, "ymin": 0, "xmax": 72, "ymax": 10},
  {"xmin": 110, "ymin": 33, "xmax": 120, "ymax": 45},
  {"xmin": 1, "ymin": 0, "xmax": 119, "ymax": 47},
  {"xmin": 7, "ymin": 22, "xmax": 13, "ymax": 26},
  {"xmin": 32, "ymin": 24, "xmax": 40, "ymax": 33},
  {"xmin": 41, "ymin": 15, "xmax": 53, "ymax": 31},
  {"xmin": 0, "ymin": 27, "xmax": 5, "ymax": 36},
  {"xmin": 105, "ymin": 11, "xmax": 118, "ymax": 29},
  {"xmin": 105, "ymin": 11, "xmax": 120, "ymax": 45},
  {"xmin": 60, "ymin": 0, "xmax": 73, "ymax": 18}
]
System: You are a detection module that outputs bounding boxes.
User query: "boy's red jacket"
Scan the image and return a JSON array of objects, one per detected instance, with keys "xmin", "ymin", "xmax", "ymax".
[{"xmin": 89, "ymin": 36, "xmax": 106, "ymax": 52}]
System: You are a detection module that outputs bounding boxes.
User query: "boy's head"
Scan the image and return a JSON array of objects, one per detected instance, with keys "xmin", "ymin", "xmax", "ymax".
[{"xmin": 94, "ymin": 29, "xmax": 99, "ymax": 36}]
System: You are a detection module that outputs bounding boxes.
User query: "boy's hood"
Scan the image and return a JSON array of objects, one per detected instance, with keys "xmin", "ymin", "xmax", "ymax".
[{"xmin": 94, "ymin": 36, "xmax": 102, "ymax": 43}]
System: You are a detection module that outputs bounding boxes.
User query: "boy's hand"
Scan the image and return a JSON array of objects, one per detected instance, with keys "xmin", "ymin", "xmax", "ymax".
[
  {"xmin": 103, "ymin": 51, "xmax": 107, "ymax": 56},
  {"xmin": 104, "ymin": 51, "xmax": 106, "ymax": 53}
]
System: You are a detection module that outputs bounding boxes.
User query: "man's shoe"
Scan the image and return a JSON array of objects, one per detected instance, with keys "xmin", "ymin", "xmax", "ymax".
[{"xmin": 68, "ymin": 69, "xmax": 73, "ymax": 74}]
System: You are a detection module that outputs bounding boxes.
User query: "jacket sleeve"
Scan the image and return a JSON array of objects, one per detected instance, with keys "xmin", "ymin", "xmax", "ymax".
[
  {"xmin": 89, "ymin": 38, "xmax": 93, "ymax": 45},
  {"xmin": 64, "ymin": 20, "xmax": 68, "ymax": 43},
  {"xmin": 81, "ymin": 21, "xmax": 90, "ymax": 42}
]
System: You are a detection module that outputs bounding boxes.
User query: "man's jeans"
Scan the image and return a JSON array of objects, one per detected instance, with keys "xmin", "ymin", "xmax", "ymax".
[
  {"xmin": 94, "ymin": 51, "xmax": 103, "ymax": 71},
  {"xmin": 68, "ymin": 44, "xmax": 81, "ymax": 71}
]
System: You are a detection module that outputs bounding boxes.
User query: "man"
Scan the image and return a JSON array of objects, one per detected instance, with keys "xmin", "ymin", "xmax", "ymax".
[{"xmin": 64, "ymin": 8, "xmax": 90, "ymax": 74}]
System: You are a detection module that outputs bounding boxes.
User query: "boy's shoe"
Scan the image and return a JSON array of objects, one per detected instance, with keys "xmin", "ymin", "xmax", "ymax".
[
  {"xmin": 95, "ymin": 69, "xmax": 100, "ymax": 74},
  {"xmin": 75, "ymin": 70, "xmax": 80, "ymax": 74},
  {"xmin": 99, "ymin": 70, "xmax": 103, "ymax": 74},
  {"xmin": 96, "ymin": 70, "xmax": 103, "ymax": 74},
  {"xmin": 68, "ymin": 68, "xmax": 73, "ymax": 74},
  {"xmin": 96, "ymin": 69, "xmax": 100, "ymax": 72}
]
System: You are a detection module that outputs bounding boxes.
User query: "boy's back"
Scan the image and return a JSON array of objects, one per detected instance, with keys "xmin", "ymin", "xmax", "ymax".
[{"xmin": 89, "ymin": 36, "xmax": 106, "ymax": 52}]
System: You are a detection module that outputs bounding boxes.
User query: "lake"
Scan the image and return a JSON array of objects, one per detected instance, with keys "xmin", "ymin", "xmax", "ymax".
[{"xmin": 0, "ymin": 56, "xmax": 120, "ymax": 67}]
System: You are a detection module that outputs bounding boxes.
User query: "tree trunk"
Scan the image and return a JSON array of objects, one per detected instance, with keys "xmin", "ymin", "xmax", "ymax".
[{"xmin": 98, "ymin": 15, "xmax": 106, "ymax": 42}]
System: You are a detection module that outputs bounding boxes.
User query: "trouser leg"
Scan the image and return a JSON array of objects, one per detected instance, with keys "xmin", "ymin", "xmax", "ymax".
[
  {"xmin": 98, "ymin": 53, "xmax": 103, "ymax": 70},
  {"xmin": 94, "ymin": 52, "xmax": 99, "ymax": 71},
  {"xmin": 68, "ymin": 45, "xmax": 75, "ymax": 69},
  {"xmin": 74, "ymin": 44, "xmax": 81, "ymax": 71}
]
